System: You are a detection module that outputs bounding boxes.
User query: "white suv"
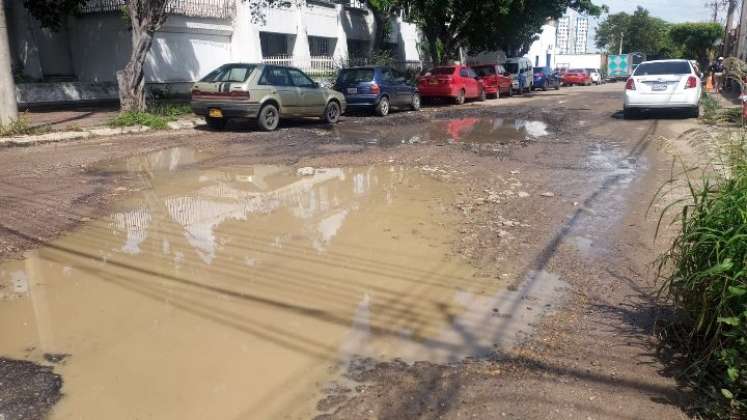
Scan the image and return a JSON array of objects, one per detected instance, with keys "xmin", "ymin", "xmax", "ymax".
[
  {"xmin": 623, "ymin": 59, "xmax": 701, "ymax": 119},
  {"xmin": 586, "ymin": 68, "xmax": 602, "ymax": 85}
]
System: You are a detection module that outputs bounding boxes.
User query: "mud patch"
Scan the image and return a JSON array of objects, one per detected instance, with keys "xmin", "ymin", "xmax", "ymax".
[
  {"xmin": 332, "ymin": 117, "xmax": 550, "ymax": 146},
  {"xmin": 0, "ymin": 149, "xmax": 564, "ymax": 420},
  {"xmin": 0, "ymin": 358, "xmax": 62, "ymax": 420}
]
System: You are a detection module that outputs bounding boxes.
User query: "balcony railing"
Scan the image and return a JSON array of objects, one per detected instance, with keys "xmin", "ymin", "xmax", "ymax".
[{"xmin": 80, "ymin": 0, "xmax": 235, "ymax": 19}]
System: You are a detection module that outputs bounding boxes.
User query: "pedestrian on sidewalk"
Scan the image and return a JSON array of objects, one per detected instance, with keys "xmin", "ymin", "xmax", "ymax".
[{"xmin": 710, "ymin": 57, "xmax": 725, "ymax": 94}]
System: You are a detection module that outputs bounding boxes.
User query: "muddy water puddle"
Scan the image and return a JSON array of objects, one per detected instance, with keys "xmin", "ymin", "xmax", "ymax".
[
  {"xmin": 0, "ymin": 149, "xmax": 565, "ymax": 419},
  {"xmin": 336, "ymin": 117, "xmax": 550, "ymax": 146}
]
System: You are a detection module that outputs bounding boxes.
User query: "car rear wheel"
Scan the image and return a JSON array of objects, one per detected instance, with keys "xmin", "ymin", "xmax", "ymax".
[
  {"xmin": 257, "ymin": 103, "xmax": 280, "ymax": 131},
  {"xmin": 623, "ymin": 108, "xmax": 638, "ymax": 120},
  {"xmin": 543, "ymin": 81, "xmax": 549, "ymax": 91},
  {"xmin": 206, "ymin": 117, "xmax": 226, "ymax": 130},
  {"xmin": 454, "ymin": 89, "xmax": 466, "ymax": 105},
  {"xmin": 410, "ymin": 94, "xmax": 421, "ymax": 111},
  {"xmin": 375, "ymin": 96, "xmax": 390, "ymax": 116},
  {"xmin": 688, "ymin": 106, "xmax": 700, "ymax": 119},
  {"xmin": 324, "ymin": 100, "xmax": 341, "ymax": 124},
  {"xmin": 478, "ymin": 88, "xmax": 486, "ymax": 102}
]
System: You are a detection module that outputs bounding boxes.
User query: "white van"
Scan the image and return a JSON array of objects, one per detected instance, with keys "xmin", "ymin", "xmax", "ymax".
[{"xmin": 504, "ymin": 57, "xmax": 534, "ymax": 93}]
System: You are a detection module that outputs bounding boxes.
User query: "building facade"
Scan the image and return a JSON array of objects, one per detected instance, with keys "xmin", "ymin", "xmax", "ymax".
[
  {"xmin": 5, "ymin": 0, "xmax": 421, "ymax": 106},
  {"xmin": 555, "ymin": 9, "xmax": 588, "ymax": 55}
]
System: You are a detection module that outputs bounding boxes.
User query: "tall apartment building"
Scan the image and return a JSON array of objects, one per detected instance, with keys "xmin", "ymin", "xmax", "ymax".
[
  {"xmin": 575, "ymin": 16, "xmax": 589, "ymax": 54},
  {"xmin": 555, "ymin": 11, "xmax": 588, "ymax": 55}
]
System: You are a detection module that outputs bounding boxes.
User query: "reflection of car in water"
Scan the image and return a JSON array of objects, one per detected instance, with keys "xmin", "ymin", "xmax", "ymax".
[{"xmin": 445, "ymin": 118, "xmax": 480, "ymax": 141}]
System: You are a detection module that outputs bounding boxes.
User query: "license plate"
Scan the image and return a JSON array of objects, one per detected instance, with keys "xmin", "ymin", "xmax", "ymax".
[
  {"xmin": 429, "ymin": 80, "xmax": 438, "ymax": 85},
  {"xmin": 208, "ymin": 108, "xmax": 223, "ymax": 118},
  {"xmin": 652, "ymin": 83, "xmax": 668, "ymax": 91},
  {"xmin": 347, "ymin": 88, "xmax": 358, "ymax": 94}
]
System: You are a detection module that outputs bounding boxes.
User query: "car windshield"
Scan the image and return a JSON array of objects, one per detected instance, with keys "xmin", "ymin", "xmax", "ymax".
[
  {"xmin": 472, "ymin": 66, "xmax": 496, "ymax": 76},
  {"xmin": 338, "ymin": 68, "xmax": 375, "ymax": 83},
  {"xmin": 568, "ymin": 69, "xmax": 585, "ymax": 74},
  {"xmin": 535, "ymin": 68, "xmax": 547, "ymax": 74},
  {"xmin": 429, "ymin": 67, "xmax": 455, "ymax": 75},
  {"xmin": 634, "ymin": 61, "xmax": 691, "ymax": 76},
  {"xmin": 200, "ymin": 65, "xmax": 256, "ymax": 83},
  {"xmin": 505, "ymin": 63, "xmax": 519, "ymax": 74}
]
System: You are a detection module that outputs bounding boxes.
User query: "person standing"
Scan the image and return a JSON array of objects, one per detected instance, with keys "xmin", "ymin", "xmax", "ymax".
[{"xmin": 710, "ymin": 57, "xmax": 725, "ymax": 93}]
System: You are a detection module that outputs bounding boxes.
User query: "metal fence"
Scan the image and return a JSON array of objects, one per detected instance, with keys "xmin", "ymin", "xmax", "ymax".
[{"xmin": 80, "ymin": 0, "xmax": 235, "ymax": 19}]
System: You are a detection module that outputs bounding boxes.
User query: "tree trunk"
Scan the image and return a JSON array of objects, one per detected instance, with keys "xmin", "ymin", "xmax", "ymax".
[
  {"xmin": 724, "ymin": 0, "xmax": 737, "ymax": 56},
  {"xmin": 370, "ymin": 6, "xmax": 387, "ymax": 53},
  {"xmin": 117, "ymin": 25, "xmax": 154, "ymax": 112}
]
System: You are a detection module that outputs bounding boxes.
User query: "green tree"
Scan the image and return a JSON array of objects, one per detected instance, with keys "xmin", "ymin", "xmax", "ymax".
[
  {"xmin": 402, "ymin": 0, "xmax": 603, "ymax": 65},
  {"xmin": 669, "ymin": 22, "xmax": 723, "ymax": 68},
  {"xmin": 595, "ymin": 7, "xmax": 671, "ymax": 58}
]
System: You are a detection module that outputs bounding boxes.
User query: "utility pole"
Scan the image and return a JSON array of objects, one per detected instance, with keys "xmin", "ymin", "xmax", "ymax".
[
  {"xmin": 618, "ymin": 32, "xmax": 624, "ymax": 55},
  {"xmin": 708, "ymin": 0, "xmax": 720, "ymax": 22},
  {"xmin": 0, "ymin": 0, "xmax": 18, "ymax": 126}
]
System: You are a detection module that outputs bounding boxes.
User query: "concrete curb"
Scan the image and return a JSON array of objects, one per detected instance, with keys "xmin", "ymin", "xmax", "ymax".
[{"xmin": 0, "ymin": 117, "xmax": 203, "ymax": 146}]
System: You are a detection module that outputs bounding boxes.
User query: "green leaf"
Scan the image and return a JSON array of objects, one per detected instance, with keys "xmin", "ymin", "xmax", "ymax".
[
  {"xmin": 721, "ymin": 388, "xmax": 734, "ymax": 399},
  {"xmin": 728, "ymin": 286, "xmax": 747, "ymax": 296},
  {"xmin": 727, "ymin": 367, "xmax": 739, "ymax": 382},
  {"xmin": 717, "ymin": 316, "xmax": 741, "ymax": 326}
]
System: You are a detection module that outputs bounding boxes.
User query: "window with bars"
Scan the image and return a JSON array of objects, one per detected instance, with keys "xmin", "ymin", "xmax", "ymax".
[{"xmin": 81, "ymin": 0, "xmax": 234, "ymax": 19}]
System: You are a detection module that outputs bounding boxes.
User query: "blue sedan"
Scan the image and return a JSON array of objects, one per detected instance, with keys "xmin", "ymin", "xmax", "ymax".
[
  {"xmin": 334, "ymin": 66, "xmax": 421, "ymax": 116},
  {"xmin": 532, "ymin": 68, "xmax": 561, "ymax": 91}
]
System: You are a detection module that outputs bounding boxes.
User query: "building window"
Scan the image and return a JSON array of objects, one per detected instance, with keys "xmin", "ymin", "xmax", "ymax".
[
  {"xmin": 260, "ymin": 32, "xmax": 291, "ymax": 57},
  {"xmin": 309, "ymin": 37, "xmax": 335, "ymax": 57}
]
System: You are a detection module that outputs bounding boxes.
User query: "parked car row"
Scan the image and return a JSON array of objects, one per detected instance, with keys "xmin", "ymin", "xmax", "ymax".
[{"xmin": 191, "ymin": 61, "xmax": 596, "ymax": 131}]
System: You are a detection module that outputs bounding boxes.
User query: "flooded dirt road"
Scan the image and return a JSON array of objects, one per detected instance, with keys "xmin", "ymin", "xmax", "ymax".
[{"xmin": 0, "ymin": 85, "xmax": 701, "ymax": 419}]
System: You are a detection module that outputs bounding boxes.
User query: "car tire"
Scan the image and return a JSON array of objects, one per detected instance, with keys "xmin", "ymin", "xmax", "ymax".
[
  {"xmin": 454, "ymin": 89, "xmax": 466, "ymax": 105},
  {"xmin": 555, "ymin": 82, "xmax": 560, "ymax": 90},
  {"xmin": 375, "ymin": 96, "xmax": 390, "ymax": 117},
  {"xmin": 623, "ymin": 108, "xmax": 638, "ymax": 120},
  {"xmin": 324, "ymin": 100, "xmax": 341, "ymax": 124},
  {"xmin": 688, "ymin": 106, "xmax": 700, "ymax": 119},
  {"xmin": 206, "ymin": 117, "xmax": 226, "ymax": 130},
  {"xmin": 543, "ymin": 81, "xmax": 549, "ymax": 91},
  {"xmin": 507, "ymin": 87, "xmax": 513, "ymax": 97},
  {"xmin": 257, "ymin": 103, "xmax": 280, "ymax": 131},
  {"xmin": 410, "ymin": 93, "xmax": 421, "ymax": 111},
  {"xmin": 478, "ymin": 88, "xmax": 486, "ymax": 102}
]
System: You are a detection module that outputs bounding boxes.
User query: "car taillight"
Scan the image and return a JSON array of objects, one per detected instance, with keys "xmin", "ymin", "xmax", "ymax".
[
  {"xmin": 685, "ymin": 76, "xmax": 697, "ymax": 89},
  {"xmin": 230, "ymin": 90, "xmax": 250, "ymax": 98},
  {"xmin": 370, "ymin": 83, "xmax": 380, "ymax": 94},
  {"xmin": 625, "ymin": 78, "xmax": 636, "ymax": 90}
]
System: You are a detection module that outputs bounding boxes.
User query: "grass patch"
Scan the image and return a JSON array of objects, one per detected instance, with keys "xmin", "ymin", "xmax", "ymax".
[
  {"xmin": 109, "ymin": 102, "xmax": 192, "ymax": 130},
  {"xmin": 109, "ymin": 111, "xmax": 170, "ymax": 129},
  {"xmin": 701, "ymin": 94, "xmax": 743, "ymax": 125},
  {"xmin": 0, "ymin": 116, "xmax": 41, "ymax": 137},
  {"xmin": 656, "ymin": 132, "xmax": 747, "ymax": 418}
]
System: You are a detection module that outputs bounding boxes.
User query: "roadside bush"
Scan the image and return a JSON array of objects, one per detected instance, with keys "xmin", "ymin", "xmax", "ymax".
[
  {"xmin": 0, "ymin": 116, "xmax": 38, "ymax": 137},
  {"xmin": 109, "ymin": 111, "xmax": 169, "ymax": 129},
  {"xmin": 109, "ymin": 102, "xmax": 191, "ymax": 130},
  {"xmin": 657, "ymin": 135, "xmax": 747, "ymax": 417}
]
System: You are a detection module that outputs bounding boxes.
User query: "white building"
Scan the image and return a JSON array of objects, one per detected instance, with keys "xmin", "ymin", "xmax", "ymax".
[
  {"xmin": 555, "ymin": 9, "xmax": 588, "ymax": 55},
  {"xmin": 526, "ymin": 21, "xmax": 558, "ymax": 69},
  {"xmin": 6, "ymin": 0, "xmax": 422, "ymax": 106}
]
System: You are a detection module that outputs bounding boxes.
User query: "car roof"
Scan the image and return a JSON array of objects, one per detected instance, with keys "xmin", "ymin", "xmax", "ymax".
[
  {"xmin": 639, "ymin": 59, "xmax": 691, "ymax": 64},
  {"xmin": 342, "ymin": 66, "xmax": 380, "ymax": 70}
]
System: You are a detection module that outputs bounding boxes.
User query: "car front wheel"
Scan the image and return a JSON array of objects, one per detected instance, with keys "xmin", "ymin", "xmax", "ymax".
[
  {"xmin": 411, "ymin": 93, "xmax": 421, "ymax": 111},
  {"xmin": 324, "ymin": 101, "xmax": 341, "ymax": 124}
]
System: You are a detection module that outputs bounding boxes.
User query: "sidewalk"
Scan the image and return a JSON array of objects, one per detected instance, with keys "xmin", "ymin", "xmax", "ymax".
[{"xmin": 23, "ymin": 106, "xmax": 121, "ymax": 131}]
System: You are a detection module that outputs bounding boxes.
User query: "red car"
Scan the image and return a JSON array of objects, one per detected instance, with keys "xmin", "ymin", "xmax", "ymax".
[
  {"xmin": 418, "ymin": 65, "xmax": 486, "ymax": 104},
  {"xmin": 471, "ymin": 64, "xmax": 513, "ymax": 98},
  {"xmin": 562, "ymin": 68, "xmax": 592, "ymax": 86}
]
